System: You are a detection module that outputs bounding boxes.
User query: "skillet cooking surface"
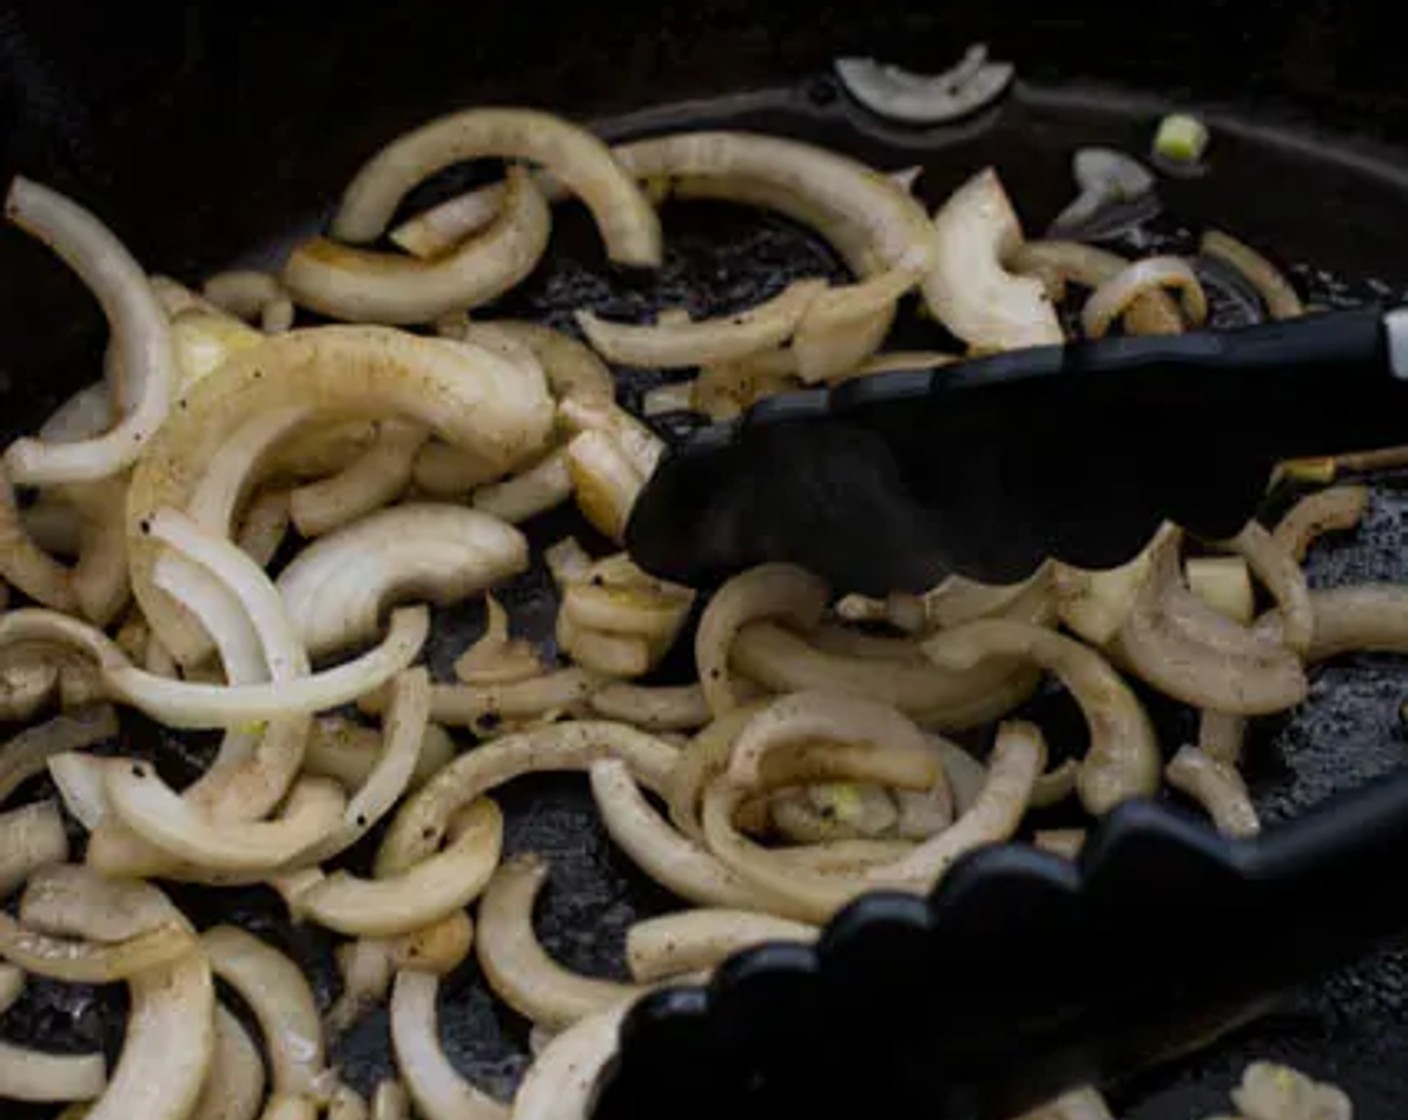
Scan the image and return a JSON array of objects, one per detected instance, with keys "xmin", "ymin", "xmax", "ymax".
[{"xmin": 5, "ymin": 74, "xmax": 1408, "ymax": 1118}]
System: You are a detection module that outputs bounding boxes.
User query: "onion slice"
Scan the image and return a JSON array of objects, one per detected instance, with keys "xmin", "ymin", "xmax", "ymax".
[
  {"xmin": 4, "ymin": 177, "xmax": 174, "ymax": 484},
  {"xmin": 1165, "ymin": 745, "xmax": 1259, "ymax": 838},
  {"xmin": 390, "ymin": 969, "xmax": 507, "ymax": 1120},
  {"xmin": 625, "ymin": 909, "xmax": 818, "ymax": 982},
  {"xmin": 477, "ymin": 853, "xmax": 643, "ymax": 1029},
  {"xmin": 564, "ymin": 430, "xmax": 643, "ymax": 543},
  {"xmin": 204, "ymin": 270, "xmax": 296, "ymax": 334},
  {"xmin": 0, "ymin": 462, "xmax": 78, "ymax": 610},
  {"xmin": 305, "ymin": 716, "xmax": 454, "ymax": 791},
  {"xmin": 0, "ymin": 704, "xmax": 118, "ymax": 804},
  {"xmin": 1011, "ymin": 240, "xmax": 1182, "ymax": 335},
  {"xmin": 0, "ymin": 1042, "xmax": 106, "ymax": 1103},
  {"xmin": 1200, "ymin": 229, "xmax": 1304, "ymax": 320},
  {"xmin": 511, "ymin": 1001, "xmax": 629, "ymax": 1120},
  {"xmin": 1081, "ymin": 256, "xmax": 1208, "ymax": 338},
  {"xmin": 0, "ymin": 911, "xmax": 195, "ymax": 982},
  {"xmin": 0, "ymin": 800, "xmax": 69, "ymax": 896},
  {"xmin": 1272, "ymin": 485, "xmax": 1369, "ymax": 562},
  {"xmin": 588, "ymin": 683, "xmax": 710, "ymax": 731},
  {"xmin": 1219, "ymin": 521, "xmax": 1313, "ymax": 653},
  {"xmin": 362, "ymin": 668, "xmax": 602, "ymax": 729},
  {"xmin": 834, "ymin": 47, "xmax": 1014, "ymax": 124},
  {"xmin": 1296, "ymin": 584, "xmax": 1408, "ymax": 661},
  {"xmin": 472, "ymin": 450, "xmax": 572, "ymax": 524},
  {"xmin": 289, "ymin": 420, "xmax": 429, "ymax": 538},
  {"xmin": 190, "ymin": 1005, "xmax": 267, "ymax": 1120},
  {"xmin": 463, "ymin": 321, "xmax": 614, "ymax": 404},
  {"xmin": 372, "ymin": 1081, "xmax": 411, "ymax": 1120}
]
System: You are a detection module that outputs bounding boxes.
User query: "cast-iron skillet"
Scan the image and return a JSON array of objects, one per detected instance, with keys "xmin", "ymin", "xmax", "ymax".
[{"xmin": 3, "ymin": 2, "xmax": 1408, "ymax": 1116}]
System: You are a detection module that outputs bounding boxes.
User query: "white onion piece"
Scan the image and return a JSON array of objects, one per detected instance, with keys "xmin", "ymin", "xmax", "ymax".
[
  {"xmin": 924, "ymin": 620, "xmax": 1159, "ymax": 815},
  {"xmin": 544, "ymin": 536, "xmax": 592, "ymax": 588},
  {"xmin": 834, "ymin": 47, "xmax": 1014, "ymax": 124},
  {"xmin": 1273, "ymin": 485, "xmax": 1369, "ymax": 563},
  {"xmin": 187, "ymin": 404, "xmax": 316, "ymax": 544},
  {"xmin": 372, "ymin": 1080, "xmax": 411, "ymax": 1120},
  {"xmin": 690, "ymin": 348, "xmax": 802, "ymax": 419},
  {"xmin": 562, "ymin": 564, "xmax": 692, "ymax": 645},
  {"xmin": 277, "ymin": 505, "xmax": 527, "ymax": 657},
  {"xmin": 577, "ymin": 280, "xmax": 825, "ymax": 369},
  {"xmin": 0, "ymin": 963, "xmax": 20, "ymax": 1013},
  {"xmin": 236, "ymin": 487, "xmax": 292, "ymax": 567},
  {"xmin": 1221, "ymin": 522, "xmax": 1313, "ymax": 653},
  {"xmin": 0, "ymin": 462, "xmax": 78, "ymax": 610},
  {"xmin": 202, "ymin": 924, "xmax": 327, "ymax": 1099},
  {"xmin": 361, "ymin": 668, "xmax": 602, "ymax": 729},
  {"xmin": 473, "ymin": 450, "xmax": 572, "ymax": 523},
  {"xmin": 511, "ymin": 1001, "xmax": 628, "ymax": 1120},
  {"xmin": 289, "ymin": 420, "xmax": 429, "ymax": 538},
  {"xmin": 18, "ymin": 864, "xmax": 165, "ymax": 946},
  {"xmin": 0, "ymin": 651, "xmax": 60, "ymax": 723},
  {"xmin": 286, "ymin": 168, "xmax": 551, "ymax": 325},
  {"xmin": 63, "ymin": 478, "xmax": 132, "ymax": 625},
  {"xmin": 564, "ymin": 429, "xmax": 643, "ymax": 542},
  {"xmin": 1053, "ymin": 550, "xmax": 1158, "ymax": 646},
  {"xmin": 1297, "ymin": 584, "xmax": 1408, "ymax": 662},
  {"xmin": 1165, "ymin": 746, "xmax": 1259, "ymax": 838},
  {"xmin": 697, "ymin": 563, "xmax": 829, "ymax": 716},
  {"xmin": 1033, "ymin": 830, "xmax": 1087, "ymax": 861},
  {"xmin": 589, "ymin": 759, "xmax": 785, "ymax": 914},
  {"xmin": 295, "ymin": 798, "xmax": 502, "ymax": 937},
  {"xmin": 1010, "ymin": 241, "xmax": 1182, "ymax": 335},
  {"xmin": 0, "ymin": 1040, "xmax": 106, "ymax": 1103},
  {"xmin": 478, "ymin": 854, "xmax": 643, "ymax": 1028},
  {"xmin": 47, "ymin": 752, "xmax": 111, "ymax": 830},
  {"xmin": 128, "ymin": 326, "xmax": 553, "ymax": 663},
  {"xmin": 40, "ymin": 381, "xmax": 114, "ymax": 444},
  {"xmin": 411, "ymin": 443, "xmax": 503, "ymax": 499},
  {"xmin": 204, "ymin": 269, "xmax": 293, "ymax": 327},
  {"xmin": 1049, "ymin": 149, "xmax": 1157, "ymax": 241},
  {"xmin": 1081, "ymin": 256, "xmax": 1208, "ymax": 338},
  {"xmin": 335, "ymin": 108, "xmax": 660, "ymax": 266},
  {"xmin": 588, "ymin": 683, "xmax": 710, "ymax": 731},
  {"xmin": 0, "ymin": 704, "xmax": 118, "ymax": 804},
  {"xmin": 306, "ymin": 716, "xmax": 454, "ymax": 791},
  {"xmin": 1231, "ymin": 1062, "xmax": 1351, "ymax": 1120},
  {"xmin": 454, "ymin": 595, "xmax": 544, "ymax": 686},
  {"xmin": 390, "ymin": 970, "xmax": 508, "ymax": 1120},
  {"xmin": 556, "ymin": 396, "xmax": 663, "ymax": 483},
  {"xmin": 557, "ymin": 610, "xmax": 651, "ymax": 679},
  {"xmin": 791, "ymin": 265, "xmax": 920, "ymax": 383},
  {"xmin": 377, "ymin": 721, "xmax": 677, "ymax": 875},
  {"xmin": 4, "ymin": 178, "xmax": 174, "ymax": 484},
  {"xmin": 1200, "ymin": 230, "xmax": 1304, "ymax": 320},
  {"xmin": 190, "ymin": 1005, "xmax": 267, "ymax": 1120},
  {"xmin": 0, "ymin": 800, "xmax": 69, "ymax": 896},
  {"xmin": 1185, "ymin": 556, "xmax": 1255, "ymax": 625},
  {"xmin": 625, "ymin": 908, "xmax": 818, "ymax": 982},
  {"xmin": 923, "ymin": 169, "xmax": 1062, "ymax": 352},
  {"xmin": 168, "ymin": 307, "xmax": 267, "ymax": 390},
  {"xmin": 1198, "ymin": 710, "xmax": 1248, "ymax": 768},
  {"xmin": 463, "ymin": 321, "xmax": 614, "ymax": 404}
]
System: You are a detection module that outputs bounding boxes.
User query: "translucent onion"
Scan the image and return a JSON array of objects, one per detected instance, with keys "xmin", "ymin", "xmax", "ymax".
[
  {"xmin": 924, "ymin": 168, "xmax": 1062, "ymax": 352},
  {"xmin": 236, "ymin": 488, "xmax": 293, "ymax": 567},
  {"xmin": 1165, "ymin": 745, "xmax": 1259, "ymax": 838},
  {"xmin": 189, "ymin": 1005, "xmax": 267, "ymax": 1120},
  {"xmin": 1200, "ymin": 229, "xmax": 1304, "ymax": 320},
  {"xmin": 0, "ymin": 1040, "xmax": 106, "ymax": 1103},
  {"xmin": 389, "ymin": 969, "xmax": 508, "ymax": 1120},
  {"xmin": 362, "ymin": 668, "xmax": 602, "ymax": 729},
  {"xmin": 4, "ymin": 177, "xmax": 174, "ymax": 484},
  {"xmin": 477, "ymin": 853, "xmax": 644, "ymax": 1028},
  {"xmin": 511, "ymin": 1001, "xmax": 629, "ymax": 1120},
  {"xmin": 453, "ymin": 595, "xmax": 544, "ymax": 685},
  {"xmin": 557, "ymin": 610, "xmax": 651, "ymax": 678},
  {"xmin": 288, "ymin": 420, "xmax": 429, "ymax": 538},
  {"xmin": 0, "ymin": 462, "xmax": 78, "ymax": 610},
  {"xmin": 1010, "ymin": 241, "xmax": 1183, "ymax": 335},
  {"xmin": 1272, "ymin": 485, "xmax": 1369, "ymax": 563},
  {"xmin": 276, "ymin": 506, "xmax": 527, "ymax": 657},
  {"xmin": 0, "ymin": 911, "xmax": 194, "ymax": 982},
  {"xmin": 625, "ymin": 908, "xmax": 818, "ymax": 982},
  {"xmin": 690, "ymin": 349, "xmax": 801, "ymax": 419},
  {"xmin": 0, "ymin": 704, "xmax": 118, "ymax": 805},
  {"xmin": 924, "ymin": 620, "xmax": 1160, "ymax": 815},
  {"xmin": 564, "ymin": 429, "xmax": 643, "ymax": 542},
  {"xmin": 372, "ymin": 1081, "xmax": 411, "ymax": 1120},
  {"xmin": 0, "ymin": 800, "xmax": 69, "ymax": 896},
  {"xmin": 411, "ymin": 442, "xmax": 504, "ymax": 499},
  {"xmin": 791, "ymin": 265, "xmax": 921, "ymax": 383},
  {"xmin": 39, "ymin": 381, "xmax": 115, "ymax": 445},
  {"xmin": 1185, "ymin": 556, "xmax": 1255, "ymax": 625},
  {"xmin": 47, "ymin": 752, "xmax": 114, "ymax": 830},
  {"xmin": 1081, "ymin": 256, "xmax": 1208, "ymax": 339},
  {"xmin": 285, "ymin": 168, "xmax": 551, "ymax": 325},
  {"xmin": 588, "ymin": 682, "xmax": 710, "ymax": 731},
  {"xmin": 1220, "ymin": 521, "xmax": 1313, "ymax": 653},
  {"xmin": 203, "ymin": 269, "xmax": 296, "ymax": 334},
  {"xmin": 833, "ymin": 47, "xmax": 1014, "ymax": 125},
  {"xmin": 472, "ymin": 450, "xmax": 572, "ymax": 523},
  {"xmin": 461, "ymin": 321, "xmax": 614, "ymax": 404},
  {"xmin": 1231, "ymin": 1062, "xmax": 1351, "ymax": 1120},
  {"xmin": 64, "ymin": 478, "xmax": 133, "ymax": 625},
  {"xmin": 334, "ymin": 107, "xmax": 661, "ymax": 267},
  {"xmin": 577, "ymin": 280, "xmax": 825, "ymax": 369}
]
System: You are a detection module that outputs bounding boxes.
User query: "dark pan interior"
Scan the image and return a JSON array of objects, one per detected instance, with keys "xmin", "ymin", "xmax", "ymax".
[{"xmin": 3, "ymin": 2, "xmax": 1408, "ymax": 1117}]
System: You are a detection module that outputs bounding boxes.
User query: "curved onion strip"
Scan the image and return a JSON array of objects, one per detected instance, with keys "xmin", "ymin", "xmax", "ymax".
[
  {"xmin": 1029, "ymin": 758, "xmax": 1080, "ymax": 809},
  {"xmin": 924, "ymin": 169, "xmax": 1062, "ymax": 352},
  {"xmin": 19, "ymin": 864, "xmax": 170, "ymax": 944},
  {"xmin": 390, "ymin": 970, "xmax": 508, "ymax": 1120},
  {"xmin": 1220, "ymin": 521, "xmax": 1313, "ymax": 653},
  {"xmin": 625, "ymin": 908, "xmax": 818, "ymax": 982},
  {"xmin": 563, "ymin": 430, "xmax": 643, "ymax": 543},
  {"xmin": 187, "ymin": 404, "xmax": 316, "ymax": 544},
  {"xmin": 236, "ymin": 488, "xmax": 292, "ymax": 567},
  {"xmin": 453, "ymin": 595, "xmax": 544, "ymax": 685},
  {"xmin": 335, "ymin": 108, "xmax": 660, "ymax": 266},
  {"xmin": 1272, "ymin": 485, "xmax": 1369, "ymax": 563},
  {"xmin": 286, "ymin": 168, "xmax": 551, "ymax": 325},
  {"xmin": 0, "ymin": 911, "xmax": 194, "ymax": 982},
  {"xmin": 791, "ymin": 266, "xmax": 920, "ymax": 382},
  {"xmin": 576, "ymin": 280, "xmax": 825, "ymax": 369},
  {"xmin": 557, "ymin": 610, "xmax": 651, "ymax": 678},
  {"xmin": 1165, "ymin": 745, "xmax": 1259, "ymax": 838},
  {"xmin": 1198, "ymin": 710, "xmax": 1248, "ymax": 768},
  {"xmin": 588, "ymin": 683, "xmax": 710, "ymax": 731},
  {"xmin": 733, "ymin": 621, "xmax": 1040, "ymax": 729},
  {"xmin": 361, "ymin": 668, "xmax": 601, "ymax": 728},
  {"xmin": 22, "ymin": 497, "xmax": 83, "ymax": 559},
  {"xmin": 411, "ymin": 442, "xmax": 503, "ymax": 498},
  {"xmin": 377, "ymin": 721, "xmax": 677, "ymax": 876},
  {"xmin": 465, "ymin": 321, "xmax": 614, "ymax": 404},
  {"xmin": 1118, "ymin": 535, "xmax": 1307, "ymax": 715},
  {"xmin": 0, "ymin": 800, "xmax": 69, "ymax": 896},
  {"xmin": 0, "ymin": 463, "xmax": 78, "ymax": 610},
  {"xmin": 563, "ymin": 580, "xmax": 692, "ymax": 646},
  {"xmin": 372, "ymin": 1081, "xmax": 411, "ymax": 1120},
  {"xmin": 64, "ymin": 478, "xmax": 132, "ymax": 625},
  {"xmin": 276, "ymin": 506, "xmax": 527, "ymax": 657},
  {"xmin": 47, "ymin": 752, "xmax": 112, "ymax": 830},
  {"xmin": 588, "ymin": 759, "xmax": 787, "ymax": 914},
  {"xmin": 1200, "ymin": 229, "xmax": 1304, "ymax": 319},
  {"xmin": 0, "ymin": 1041, "xmax": 106, "ymax": 1103},
  {"xmin": 477, "ymin": 854, "xmax": 643, "ymax": 1029},
  {"xmin": 925, "ymin": 564, "xmax": 1056, "ymax": 630},
  {"xmin": 289, "ymin": 420, "xmax": 429, "ymax": 537},
  {"xmin": 1185, "ymin": 556, "xmax": 1254, "ymax": 625},
  {"xmin": 0, "ymin": 705, "xmax": 118, "ymax": 804},
  {"xmin": 326, "ymin": 939, "xmax": 396, "ymax": 1034},
  {"xmin": 834, "ymin": 49, "xmax": 1014, "ymax": 124},
  {"xmin": 40, "ymin": 381, "xmax": 114, "ymax": 444},
  {"xmin": 511, "ymin": 1000, "xmax": 628, "ymax": 1120},
  {"xmin": 202, "ymin": 925, "xmax": 326, "ymax": 1098},
  {"xmin": 128, "ymin": 327, "xmax": 552, "ymax": 663},
  {"xmin": 1081, "ymin": 256, "xmax": 1208, "ymax": 339},
  {"xmin": 664, "ymin": 701, "xmax": 772, "ymax": 843},
  {"xmin": 689, "ymin": 348, "xmax": 801, "ymax": 419},
  {"xmin": 559, "ymin": 395, "xmax": 665, "ymax": 483},
  {"xmin": 1295, "ymin": 584, "xmax": 1408, "ymax": 661},
  {"xmin": 153, "ymin": 555, "xmax": 264, "ymax": 685},
  {"xmin": 697, "ymin": 563, "xmax": 829, "ymax": 716},
  {"xmin": 296, "ymin": 799, "xmax": 503, "ymax": 937},
  {"xmin": 204, "ymin": 269, "xmax": 294, "ymax": 327},
  {"xmin": 190, "ymin": 1005, "xmax": 267, "ymax": 1120},
  {"xmin": 0, "ymin": 963, "xmax": 21, "ymax": 1013},
  {"xmin": 473, "ymin": 450, "xmax": 572, "ymax": 523},
  {"xmin": 1010, "ymin": 241, "xmax": 1183, "ymax": 335},
  {"xmin": 307, "ymin": 716, "xmax": 453, "ymax": 791},
  {"xmin": 924, "ymin": 620, "xmax": 1159, "ymax": 815},
  {"xmin": 390, "ymin": 912, "xmax": 475, "ymax": 976},
  {"xmin": 4, "ymin": 178, "xmax": 174, "ymax": 484},
  {"xmin": 544, "ymin": 537, "xmax": 592, "ymax": 588}
]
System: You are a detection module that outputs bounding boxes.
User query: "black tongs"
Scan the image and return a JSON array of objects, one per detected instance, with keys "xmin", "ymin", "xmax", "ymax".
[{"xmin": 628, "ymin": 304, "xmax": 1408, "ymax": 590}]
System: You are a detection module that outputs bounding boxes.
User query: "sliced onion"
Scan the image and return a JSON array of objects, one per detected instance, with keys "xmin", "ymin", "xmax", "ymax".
[
  {"xmin": 1033, "ymin": 829, "xmax": 1086, "ymax": 860},
  {"xmin": 128, "ymin": 326, "xmax": 553, "ymax": 662},
  {"xmin": 924, "ymin": 620, "xmax": 1159, "ymax": 815},
  {"xmin": 564, "ymin": 429, "xmax": 643, "ymax": 542},
  {"xmin": 834, "ymin": 47, "xmax": 1014, "ymax": 124},
  {"xmin": 168, "ymin": 307, "xmax": 267, "ymax": 388},
  {"xmin": 697, "ymin": 563, "xmax": 829, "ymax": 716},
  {"xmin": 1185, "ymin": 556, "xmax": 1254, "ymax": 625},
  {"xmin": 1029, "ymin": 758, "xmax": 1080, "ymax": 810},
  {"xmin": 1296, "ymin": 584, "xmax": 1408, "ymax": 661},
  {"xmin": 0, "ymin": 1040, "xmax": 106, "ymax": 1103},
  {"xmin": 1197, "ymin": 710, "xmax": 1248, "ymax": 768},
  {"xmin": 477, "ymin": 853, "xmax": 643, "ymax": 1029},
  {"xmin": 453, "ymin": 595, "xmax": 544, "ymax": 686},
  {"xmin": 0, "ymin": 911, "xmax": 194, "ymax": 982},
  {"xmin": 561, "ymin": 562, "xmax": 693, "ymax": 645},
  {"xmin": 0, "ymin": 650, "xmax": 60, "ymax": 722},
  {"xmin": 190, "ymin": 1005, "xmax": 267, "ymax": 1120},
  {"xmin": 923, "ymin": 169, "xmax": 1062, "ymax": 352},
  {"xmin": 289, "ymin": 420, "xmax": 429, "ymax": 538},
  {"xmin": 1220, "ymin": 522, "xmax": 1313, "ymax": 653},
  {"xmin": 377, "ymin": 721, "xmax": 677, "ymax": 875},
  {"xmin": 335, "ymin": 108, "xmax": 660, "ymax": 267},
  {"xmin": 1200, "ymin": 229, "xmax": 1304, "ymax": 320},
  {"xmin": 286, "ymin": 168, "xmax": 551, "ymax": 325},
  {"xmin": 306, "ymin": 717, "xmax": 453, "ymax": 793},
  {"xmin": 1081, "ymin": 256, "xmax": 1208, "ymax": 339},
  {"xmin": 588, "ymin": 683, "xmax": 709, "ymax": 731},
  {"xmin": 47, "ymin": 752, "xmax": 113, "ymax": 830},
  {"xmin": 0, "ymin": 462, "xmax": 78, "ymax": 610},
  {"xmin": 0, "ymin": 800, "xmax": 69, "ymax": 896},
  {"xmin": 691, "ymin": 349, "xmax": 801, "ymax": 419},
  {"xmin": 472, "ymin": 450, "xmax": 572, "ymax": 523},
  {"xmin": 361, "ymin": 668, "xmax": 601, "ymax": 729},
  {"xmin": 557, "ymin": 397, "xmax": 664, "ymax": 493},
  {"xmin": 1011, "ymin": 240, "xmax": 1182, "ymax": 334},
  {"xmin": 372, "ymin": 1080, "xmax": 411, "ymax": 1120},
  {"xmin": 40, "ymin": 381, "xmax": 115, "ymax": 445},
  {"xmin": 411, "ymin": 442, "xmax": 504, "ymax": 499},
  {"xmin": 544, "ymin": 537, "xmax": 593, "ymax": 589},
  {"xmin": 0, "ymin": 963, "xmax": 20, "ymax": 1014},
  {"xmin": 326, "ymin": 938, "xmax": 396, "ymax": 1035},
  {"xmin": 664, "ymin": 701, "xmax": 772, "ymax": 842},
  {"xmin": 1118, "ymin": 534, "xmax": 1306, "ymax": 715},
  {"xmin": 1165, "ymin": 745, "xmax": 1259, "ymax": 838},
  {"xmin": 588, "ymin": 758, "xmax": 785, "ymax": 914},
  {"xmin": 462, "ymin": 321, "xmax": 614, "ymax": 403},
  {"xmin": 0, "ymin": 704, "xmax": 117, "ymax": 804},
  {"xmin": 625, "ymin": 908, "xmax": 818, "ymax": 982},
  {"xmin": 202, "ymin": 924, "xmax": 327, "ymax": 1099},
  {"xmin": 557, "ymin": 610, "xmax": 650, "ymax": 678},
  {"xmin": 294, "ymin": 798, "xmax": 502, "ymax": 937},
  {"xmin": 576, "ymin": 280, "xmax": 825, "ymax": 369},
  {"xmin": 63, "ymin": 478, "xmax": 132, "ymax": 625},
  {"xmin": 4, "ymin": 178, "xmax": 174, "ymax": 484},
  {"xmin": 1272, "ymin": 485, "xmax": 1369, "ymax": 563},
  {"xmin": 1053, "ymin": 551, "xmax": 1158, "ymax": 647},
  {"xmin": 1231, "ymin": 1062, "xmax": 1351, "ymax": 1120},
  {"xmin": 276, "ymin": 506, "xmax": 527, "ymax": 657},
  {"xmin": 791, "ymin": 266, "xmax": 920, "ymax": 383},
  {"xmin": 511, "ymin": 1001, "xmax": 628, "ymax": 1120},
  {"xmin": 329, "ymin": 1084, "xmax": 370, "ymax": 1120},
  {"xmin": 389, "ymin": 969, "xmax": 508, "ymax": 1120},
  {"xmin": 262, "ymin": 1097, "xmax": 319, "ymax": 1120},
  {"xmin": 237, "ymin": 488, "xmax": 293, "ymax": 567}
]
